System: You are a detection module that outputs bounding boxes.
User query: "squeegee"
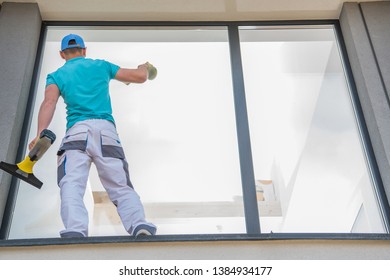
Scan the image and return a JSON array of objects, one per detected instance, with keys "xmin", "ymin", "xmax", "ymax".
[{"xmin": 0, "ymin": 129, "xmax": 56, "ymax": 189}]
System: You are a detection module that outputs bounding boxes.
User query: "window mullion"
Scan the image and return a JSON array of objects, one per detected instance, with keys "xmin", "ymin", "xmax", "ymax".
[{"xmin": 228, "ymin": 24, "xmax": 261, "ymax": 234}]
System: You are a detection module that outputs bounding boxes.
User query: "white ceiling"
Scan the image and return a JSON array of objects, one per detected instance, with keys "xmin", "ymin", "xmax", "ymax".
[{"xmin": 1, "ymin": 0, "xmax": 387, "ymax": 21}]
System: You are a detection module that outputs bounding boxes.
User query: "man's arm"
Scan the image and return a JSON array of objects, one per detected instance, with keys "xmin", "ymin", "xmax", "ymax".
[
  {"xmin": 28, "ymin": 84, "xmax": 60, "ymax": 150},
  {"xmin": 114, "ymin": 63, "xmax": 149, "ymax": 84}
]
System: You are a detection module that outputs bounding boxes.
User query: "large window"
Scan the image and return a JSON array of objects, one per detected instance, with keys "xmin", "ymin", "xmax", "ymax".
[
  {"xmin": 9, "ymin": 26, "xmax": 244, "ymax": 238},
  {"xmin": 6, "ymin": 23, "xmax": 388, "ymax": 239},
  {"xmin": 239, "ymin": 26, "xmax": 386, "ymax": 233}
]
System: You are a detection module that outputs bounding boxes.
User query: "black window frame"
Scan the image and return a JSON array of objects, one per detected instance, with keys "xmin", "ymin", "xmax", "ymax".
[{"xmin": 1, "ymin": 19, "xmax": 390, "ymax": 247}]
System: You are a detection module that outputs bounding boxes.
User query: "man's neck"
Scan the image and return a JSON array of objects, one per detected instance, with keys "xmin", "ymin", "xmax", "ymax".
[{"xmin": 65, "ymin": 54, "xmax": 84, "ymax": 61}]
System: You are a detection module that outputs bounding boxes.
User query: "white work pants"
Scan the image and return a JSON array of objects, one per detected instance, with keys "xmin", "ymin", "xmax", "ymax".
[{"xmin": 57, "ymin": 119, "xmax": 156, "ymax": 237}]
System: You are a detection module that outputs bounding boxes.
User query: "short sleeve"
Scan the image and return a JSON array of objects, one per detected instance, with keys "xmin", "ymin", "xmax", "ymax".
[
  {"xmin": 103, "ymin": 60, "xmax": 120, "ymax": 79},
  {"xmin": 46, "ymin": 73, "xmax": 56, "ymax": 87},
  {"xmin": 110, "ymin": 62, "xmax": 120, "ymax": 79}
]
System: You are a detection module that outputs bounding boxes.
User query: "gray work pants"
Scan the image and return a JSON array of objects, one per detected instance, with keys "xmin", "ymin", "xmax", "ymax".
[{"xmin": 57, "ymin": 119, "xmax": 156, "ymax": 237}]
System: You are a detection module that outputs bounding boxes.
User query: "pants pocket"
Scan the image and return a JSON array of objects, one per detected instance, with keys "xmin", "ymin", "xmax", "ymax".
[
  {"xmin": 58, "ymin": 126, "xmax": 88, "ymax": 153},
  {"xmin": 56, "ymin": 126, "xmax": 88, "ymax": 185},
  {"xmin": 100, "ymin": 129, "xmax": 125, "ymax": 159}
]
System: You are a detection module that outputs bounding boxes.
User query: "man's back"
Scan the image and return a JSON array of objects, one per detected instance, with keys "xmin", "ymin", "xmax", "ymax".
[{"xmin": 46, "ymin": 57, "xmax": 120, "ymax": 130}]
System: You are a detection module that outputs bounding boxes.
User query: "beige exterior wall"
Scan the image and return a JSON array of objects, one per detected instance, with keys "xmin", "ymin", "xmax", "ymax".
[{"xmin": 1, "ymin": 239, "xmax": 390, "ymax": 260}]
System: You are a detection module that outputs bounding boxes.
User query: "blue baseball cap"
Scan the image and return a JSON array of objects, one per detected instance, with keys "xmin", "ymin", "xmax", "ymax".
[{"xmin": 61, "ymin": 34, "xmax": 86, "ymax": 51}]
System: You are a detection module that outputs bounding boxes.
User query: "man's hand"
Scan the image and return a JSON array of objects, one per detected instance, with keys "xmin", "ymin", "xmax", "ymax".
[
  {"xmin": 28, "ymin": 136, "xmax": 39, "ymax": 151},
  {"xmin": 144, "ymin": 62, "xmax": 158, "ymax": 80},
  {"xmin": 116, "ymin": 62, "xmax": 157, "ymax": 85}
]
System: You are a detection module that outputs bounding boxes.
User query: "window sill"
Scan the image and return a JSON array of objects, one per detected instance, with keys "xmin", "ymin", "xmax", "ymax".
[{"xmin": 1, "ymin": 233, "xmax": 390, "ymax": 248}]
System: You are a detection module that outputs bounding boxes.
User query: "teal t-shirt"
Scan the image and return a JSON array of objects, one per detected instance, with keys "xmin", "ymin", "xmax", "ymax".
[{"xmin": 46, "ymin": 57, "xmax": 120, "ymax": 130}]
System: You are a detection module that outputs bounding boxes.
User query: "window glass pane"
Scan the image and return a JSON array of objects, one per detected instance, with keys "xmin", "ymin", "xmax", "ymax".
[
  {"xmin": 240, "ymin": 26, "xmax": 386, "ymax": 233},
  {"xmin": 9, "ymin": 27, "xmax": 244, "ymax": 238}
]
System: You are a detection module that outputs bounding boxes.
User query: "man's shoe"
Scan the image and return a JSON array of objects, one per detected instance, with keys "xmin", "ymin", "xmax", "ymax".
[
  {"xmin": 60, "ymin": 231, "xmax": 85, "ymax": 238},
  {"xmin": 136, "ymin": 229, "xmax": 152, "ymax": 236},
  {"xmin": 133, "ymin": 224, "xmax": 157, "ymax": 236}
]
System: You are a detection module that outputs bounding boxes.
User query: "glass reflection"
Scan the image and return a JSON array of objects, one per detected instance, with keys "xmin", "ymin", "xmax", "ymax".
[
  {"xmin": 240, "ymin": 26, "xmax": 386, "ymax": 233},
  {"xmin": 9, "ymin": 27, "xmax": 244, "ymax": 238}
]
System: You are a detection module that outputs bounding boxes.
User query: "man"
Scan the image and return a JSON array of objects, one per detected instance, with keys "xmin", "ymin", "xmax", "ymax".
[{"xmin": 29, "ymin": 34, "xmax": 157, "ymax": 238}]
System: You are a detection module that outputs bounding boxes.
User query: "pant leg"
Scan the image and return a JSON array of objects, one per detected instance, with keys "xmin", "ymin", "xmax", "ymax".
[
  {"xmin": 57, "ymin": 124, "xmax": 92, "ymax": 237},
  {"xmin": 92, "ymin": 122, "xmax": 156, "ymax": 235}
]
